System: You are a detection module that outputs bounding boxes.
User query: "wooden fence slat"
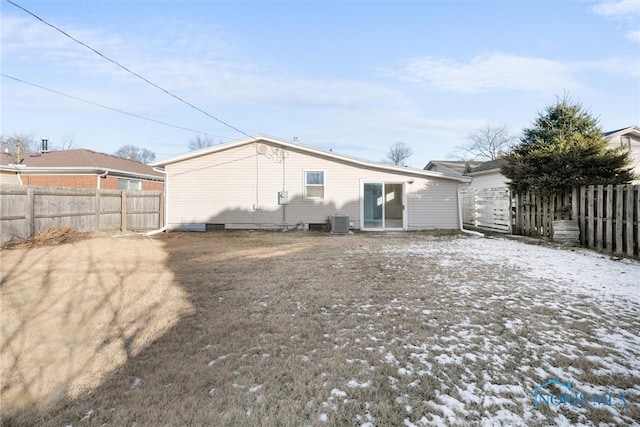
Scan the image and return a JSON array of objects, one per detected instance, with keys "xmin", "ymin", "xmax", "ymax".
[
  {"xmin": 615, "ymin": 185, "xmax": 624, "ymax": 255},
  {"xmin": 606, "ymin": 184, "xmax": 613, "ymax": 253},
  {"xmin": 596, "ymin": 185, "xmax": 604, "ymax": 251},
  {"xmin": 587, "ymin": 185, "xmax": 595, "ymax": 249},
  {"xmin": 637, "ymin": 185, "xmax": 640, "ymax": 257},
  {"xmin": 579, "ymin": 186, "xmax": 586, "ymax": 245},
  {"xmin": 626, "ymin": 185, "xmax": 634, "ymax": 257}
]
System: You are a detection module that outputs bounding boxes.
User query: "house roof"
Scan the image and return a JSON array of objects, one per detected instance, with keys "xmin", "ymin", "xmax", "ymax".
[
  {"xmin": 152, "ymin": 134, "xmax": 471, "ymax": 182},
  {"xmin": 423, "ymin": 160, "xmax": 484, "ymax": 176},
  {"xmin": 603, "ymin": 126, "xmax": 640, "ymax": 138},
  {"xmin": 0, "ymin": 149, "xmax": 164, "ymax": 180},
  {"xmin": 468, "ymin": 158, "xmax": 507, "ymax": 175}
]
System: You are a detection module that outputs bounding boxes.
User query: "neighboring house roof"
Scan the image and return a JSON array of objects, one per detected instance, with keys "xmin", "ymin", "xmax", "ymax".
[
  {"xmin": 152, "ymin": 134, "xmax": 471, "ymax": 182},
  {"xmin": 423, "ymin": 160, "xmax": 484, "ymax": 176},
  {"xmin": 0, "ymin": 149, "xmax": 163, "ymax": 180},
  {"xmin": 603, "ymin": 126, "xmax": 640, "ymax": 138},
  {"xmin": 468, "ymin": 158, "xmax": 507, "ymax": 175}
]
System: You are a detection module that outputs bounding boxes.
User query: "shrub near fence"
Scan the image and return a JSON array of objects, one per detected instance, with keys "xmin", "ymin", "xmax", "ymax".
[
  {"xmin": 514, "ymin": 185, "xmax": 639, "ymax": 258},
  {"xmin": 0, "ymin": 185, "xmax": 163, "ymax": 245}
]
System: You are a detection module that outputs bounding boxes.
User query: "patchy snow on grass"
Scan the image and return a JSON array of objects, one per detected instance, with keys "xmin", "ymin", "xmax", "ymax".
[{"xmin": 370, "ymin": 236, "xmax": 640, "ymax": 426}]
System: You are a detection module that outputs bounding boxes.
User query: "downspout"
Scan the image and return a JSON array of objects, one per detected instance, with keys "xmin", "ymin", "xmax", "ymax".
[
  {"xmin": 97, "ymin": 170, "xmax": 108, "ymax": 189},
  {"xmin": 144, "ymin": 166, "xmax": 168, "ymax": 236},
  {"xmin": 457, "ymin": 185, "xmax": 484, "ymax": 237}
]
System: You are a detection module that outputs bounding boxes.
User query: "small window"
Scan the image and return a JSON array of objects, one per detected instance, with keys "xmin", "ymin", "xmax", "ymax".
[
  {"xmin": 118, "ymin": 178, "xmax": 142, "ymax": 190},
  {"xmin": 621, "ymin": 136, "xmax": 631, "ymax": 150},
  {"xmin": 304, "ymin": 171, "xmax": 324, "ymax": 199}
]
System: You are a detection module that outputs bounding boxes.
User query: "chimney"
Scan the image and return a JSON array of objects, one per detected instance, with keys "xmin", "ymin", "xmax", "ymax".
[{"xmin": 41, "ymin": 138, "xmax": 49, "ymax": 153}]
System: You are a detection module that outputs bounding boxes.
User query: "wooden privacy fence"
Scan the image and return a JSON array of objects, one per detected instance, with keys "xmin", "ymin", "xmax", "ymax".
[
  {"xmin": 0, "ymin": 185, "xmax": 163, "ymax": 245},
  {"xmin": 514, "ymin": 185, "xmax": 639, "ymax": 257},
  {"xmin": 461, "ymin": 187, "xmax": 512, "ymax": 233}
]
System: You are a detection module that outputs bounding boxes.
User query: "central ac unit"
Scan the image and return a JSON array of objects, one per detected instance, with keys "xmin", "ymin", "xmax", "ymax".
[{"xmin": 331, "ymin": 214, "xmax": 349, "ymax": 234}]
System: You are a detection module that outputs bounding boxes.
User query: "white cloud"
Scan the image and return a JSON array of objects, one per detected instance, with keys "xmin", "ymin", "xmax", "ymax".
[
  {"xmin": 591, "ymin": 0, "xmax": 640, "ymax": 21},
  {"xmin": 392, "ymin": 52, "xmax": 640, "ymax": 94},
  {"xmin": 395, "ymin": 53, "xmax": 582, "ymax": 94},
  {"xmin": 626, "ymin": 29, "xmax": 640, "ymax": 43},
  {"xmin": 1, "ymin": 13, "xmax": 410, "ymax": 113},
  {"xmin": 591, "ymin": 1, "xmax": 640, "ymax": 43}
]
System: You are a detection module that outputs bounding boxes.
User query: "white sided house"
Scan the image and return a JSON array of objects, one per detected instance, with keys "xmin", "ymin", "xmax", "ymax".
[{"xmin": 152, "ymin": 135, "xmax": 471, "ymax": 232}]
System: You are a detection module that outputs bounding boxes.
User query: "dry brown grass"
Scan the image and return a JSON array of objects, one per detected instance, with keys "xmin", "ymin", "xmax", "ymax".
[
  {"xmin": 2, "ymin": 227, "xmax": 90, "ymax": 250},
  {"xmin": 1, "ymin": 236, "xmax": 191, "ymax": 419},
  {"xmin": 1, "ymin": 230, "xmax": 638, "ymax": 426}
]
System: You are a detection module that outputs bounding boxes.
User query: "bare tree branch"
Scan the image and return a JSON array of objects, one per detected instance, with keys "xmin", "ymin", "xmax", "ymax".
[
  {"xmin": 114, "ymin": 145, "xmax": 156, "ymax": 163},
  {"xmin": 54, "ymin": 134, "xmax": 77, "ymax": 150},
  {"xmin": 188, "ymin": 135, "xmax": 217, "ymax": 151},
  {"xmin": 450, "ymin": 125, "xmax": 517, "ymax": 161},
  {"xmin": 384, "ymin": 142, "xmax": 414, "ymax": 166}
]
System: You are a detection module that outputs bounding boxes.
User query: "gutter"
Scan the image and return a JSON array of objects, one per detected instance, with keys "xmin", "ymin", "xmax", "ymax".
[
  {"xmin": 17, "ymin": 166, "xmax": 164, "ymax": 181},
  {"xmin": 457, "ymin": 186, "xmax": 484, "ymax": 237},
  {"xmin": 143, "ymin": 166, "xmax": 168, "ymax": 236}
]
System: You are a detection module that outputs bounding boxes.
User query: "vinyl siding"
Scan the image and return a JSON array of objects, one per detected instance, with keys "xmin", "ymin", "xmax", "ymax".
[
  {"xmin": 165, "ymin": 141, "xmax": 460, "ymax": 230},
  {"xmin": 0, "ymin": 171, "xmax": 20, "ymax": 185},
  {"xmin": 468, "ymin": 171, "xmax": 509, "ymax": 190},
  {"xmin": 609, "ymin": 133, "xmax": 640, "ymax": 184}
]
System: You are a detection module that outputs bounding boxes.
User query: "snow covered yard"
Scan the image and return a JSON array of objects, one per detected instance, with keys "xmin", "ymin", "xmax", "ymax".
[{"xmin": 2, "ymin": 231, "xmax": 639, "ymax": 426}]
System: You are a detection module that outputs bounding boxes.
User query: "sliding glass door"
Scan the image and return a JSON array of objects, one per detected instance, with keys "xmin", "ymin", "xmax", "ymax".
[{"xmin": 362, "ymin": 182, "xmax": 406, "ymax": 230}]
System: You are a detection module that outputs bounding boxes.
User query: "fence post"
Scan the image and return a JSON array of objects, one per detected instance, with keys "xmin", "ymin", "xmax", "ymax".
[
  {"xmin": 25, "ymin": 187, "xmax": 34, "ymax": 238},
  {"xmin": 626, "ymin": 185, "xmax": 634, "ymax": 257},
  {"xmin": 121, "ymin": 190, "xmax": 128, "ymax": 232}
]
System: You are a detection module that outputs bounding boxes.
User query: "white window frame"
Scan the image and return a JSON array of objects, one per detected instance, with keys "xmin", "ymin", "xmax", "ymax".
[
  {"xmin": 303, "ymin": 170, "xmax": 325, "ymax": 200},
  {"xmin": 118, "ymin": 178, "xmax": 142, "ymax": 190}
]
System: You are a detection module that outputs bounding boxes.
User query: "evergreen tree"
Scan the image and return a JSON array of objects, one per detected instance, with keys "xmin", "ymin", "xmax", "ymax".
[{"xmin": 501, "ymin": 98, "xmax": 634, "ymax": 196}]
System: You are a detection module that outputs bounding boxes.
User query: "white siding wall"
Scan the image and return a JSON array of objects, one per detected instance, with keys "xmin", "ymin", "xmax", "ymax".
[
  {"xmin": 165, "ymin": 142, "xmax": 461, "ymax": 230},
  {"xmin": 608, "ymin": 133, "xmax": 640, "ymax": 184},
  {"xmin": 468, "ymin": 171, "xmax": 509, "ymax": 190},
  {"xmin": 0, "ymin": 171, "xmax": 20, "ymax": 185}
]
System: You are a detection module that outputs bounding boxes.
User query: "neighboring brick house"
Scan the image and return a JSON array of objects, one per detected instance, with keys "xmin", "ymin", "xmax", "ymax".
[{"xmin": 0, "ymin": 149, "xmax": 164, "ymax": 190}]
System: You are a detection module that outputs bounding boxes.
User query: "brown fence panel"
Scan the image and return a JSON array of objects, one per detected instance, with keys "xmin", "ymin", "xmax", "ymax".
[
  {"xmin": 513, "ymin": 185, "xmax": 639, "ymax": 258},
  {"xmin": 1, "ymin": 185, "xmax": 163, "ymax": 245}
]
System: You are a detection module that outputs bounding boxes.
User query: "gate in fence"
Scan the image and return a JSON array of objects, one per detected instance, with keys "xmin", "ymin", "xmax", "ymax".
[{"xmin": 461, "ymin": 187, "xmax": 512, "ymax": 233}]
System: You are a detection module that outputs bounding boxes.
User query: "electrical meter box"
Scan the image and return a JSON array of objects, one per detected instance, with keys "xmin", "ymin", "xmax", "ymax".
[{"xmin": 278, "ymin": 191, "xmax": 289, "ymax": 205}]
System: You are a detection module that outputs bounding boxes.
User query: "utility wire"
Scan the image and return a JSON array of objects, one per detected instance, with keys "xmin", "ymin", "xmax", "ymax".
[
  {"xmin": 5, "ymin": 0, "xmax": 256, "ymax": 140},
  {"xmin": 2, "ymin": 73, "xmax": 229, "ymax": 140}
]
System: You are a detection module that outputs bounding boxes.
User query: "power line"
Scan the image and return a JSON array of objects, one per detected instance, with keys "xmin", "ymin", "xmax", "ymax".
[
  {"xmin": 1, "ymin": 73, "xmax": 230, "ymax": 140},
  {"xmin": 5, "ymin": 0, "xmax": 256, "ymax": 140}
]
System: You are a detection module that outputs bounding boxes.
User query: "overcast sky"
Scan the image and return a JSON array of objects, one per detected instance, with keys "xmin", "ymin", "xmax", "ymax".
[{"xmin": 1, "ymin": 0, "xmax": 639, "ymax": 167}]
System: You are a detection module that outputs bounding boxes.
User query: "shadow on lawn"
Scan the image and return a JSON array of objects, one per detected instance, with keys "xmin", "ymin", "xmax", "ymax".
[
  {"xmin": 0, "ymin": 235, "xmax": 190, "ymax": 425},
  {"xmin": 0, "ymin": 231, "xmax": 324, "ymax": 426}
]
